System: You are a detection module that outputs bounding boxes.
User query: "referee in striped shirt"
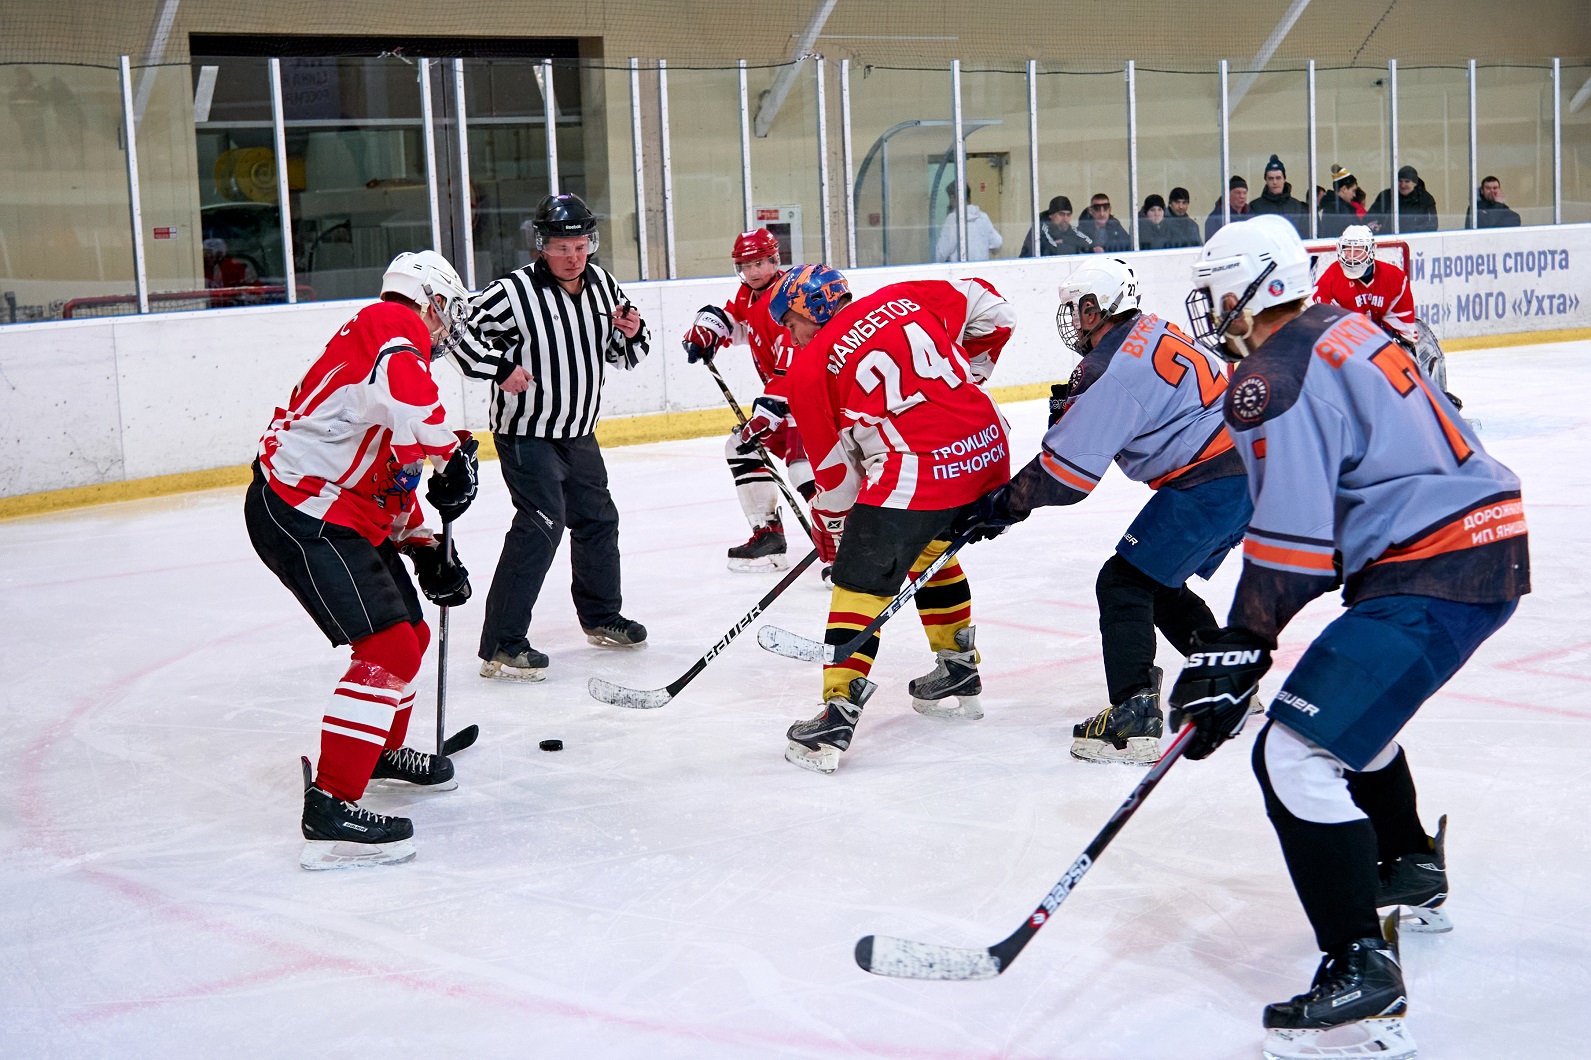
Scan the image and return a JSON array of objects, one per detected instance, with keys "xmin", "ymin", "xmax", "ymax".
[{"xmin": 451, "ymin": 193, "xmax": 650, "ymax": 680}]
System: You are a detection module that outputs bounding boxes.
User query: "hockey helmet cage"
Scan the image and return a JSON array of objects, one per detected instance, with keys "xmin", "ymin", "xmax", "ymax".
[
  {"xmin": 1337, "ymin": 225, "xmax": 1377, "ymax": 280},
  {"xmin": 1055, "ymin": 257, "xmax": 1141, "ymax": 352},
  {"xmin": 1186, "ymin": 214, "xmax": 1312, "ymax": 361},
  {"xmin": 532, "ymin": 193, "xmax": 600, "ymax": 253},
  {"xmin": 732, "ymin": 228, "xmax": 781, "ymax": 264},
  {"xmin": 381, "ymin": 250, "xmax": 472, "ymax": 360},
  {"xmin": 769, "ymin": 264, "xmax": 851, "ymax": 329}
]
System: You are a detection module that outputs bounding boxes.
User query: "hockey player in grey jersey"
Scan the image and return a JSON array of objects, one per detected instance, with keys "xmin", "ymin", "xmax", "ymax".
[
  {"xmin": 952, "ymin": 258, "xmax": 1251, "ymax": 763},
  {"xmin": 1172, "ymin": 214, "xmax": 1529, "ymax": 1060}
]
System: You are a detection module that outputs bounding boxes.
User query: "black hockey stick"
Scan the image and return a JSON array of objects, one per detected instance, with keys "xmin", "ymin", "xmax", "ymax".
[
  {"xmin": 757, "ymin": 528, "xmax": 976, "ymax": 666},
  {"xmin": 703, "ymin": 358, "xmax": 819, "ymax": 545},
  {"xmin": 588, "ymin": 546, "xmax": 821, "ymax": 708},
  {"xmin": 855, "ymin": 724, "xmax": 1195, "ymax": 980},
  {"xmin": 435, "ymin": 521, "xmax": 478, "ymax": 757}
]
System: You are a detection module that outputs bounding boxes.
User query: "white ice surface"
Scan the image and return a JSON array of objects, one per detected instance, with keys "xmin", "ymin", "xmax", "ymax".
[{"xmin": 3, "ymin": 342, "xmax": 1589, "ymax": 1059}]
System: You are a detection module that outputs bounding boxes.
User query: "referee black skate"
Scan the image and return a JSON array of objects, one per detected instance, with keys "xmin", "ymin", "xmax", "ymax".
[{"xmin": 451, "ymin": 193, "xmax": 650, "ymax": 681}]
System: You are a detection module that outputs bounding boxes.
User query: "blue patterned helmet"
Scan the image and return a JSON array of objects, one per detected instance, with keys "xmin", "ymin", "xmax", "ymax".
[{"xmin": 768, "ymin": 264, "xmax": 850, "ymax": 329}]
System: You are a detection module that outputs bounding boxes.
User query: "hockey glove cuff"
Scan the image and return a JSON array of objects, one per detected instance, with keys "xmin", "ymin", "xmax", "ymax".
[
  {"xmin": 683, "ymin": 305, "xmax": 733, "ymax": 363},
  {"xmin": 1168, "ymin": 627, "xmax": 1274, "ymax": 760},
  {"xmin": 426, "ymin": 434, "xmax": 479, "ymax": 523},
  {"xmin": 404, "ymin": 539, "xmax": 472, "ymax": 607},
  {"xmin": 949, "ymin": 485, "xmax": 1027, "ymax": 544},
  {"xmin": 736, "ymin": 395, "xmax": 790, "ymax": 454},
  {"xmin": 813, "ymin": 507, "xmax": 847, "ymax": 564}
]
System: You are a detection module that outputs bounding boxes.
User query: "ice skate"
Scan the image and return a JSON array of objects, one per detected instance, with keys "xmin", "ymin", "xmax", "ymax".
[
  {"xmin": 1378, "ymin": 814, "xmax": 1451, "ymax": 933},
  {"xmin": 582, "ymin": 615, "xmax": 648, "ymax": 647},
  {"xmin": 909, "ymin": 626, "xmax": 983, "ymax": 720},
  {"xmin": 1261, "ymin": 916, "xmax": 1414, "ymax": 1060},
  {"xmin": 300, "ymin": 785, "xmax": 416, "ymax": 870},
  {"xmin": 1070, "ymin": 668, "xmax": 1163, "ymax": 764},
  {"xmin": 727, "ymin": 517, "xmax": 789, "ymax": 572},
  {"xmin": 480, "ymin": 645, "xmax": 549, "ymax": 681},
  {"xmin": 367, "ymin": 745, "xmax": 457, "ymax": 793},
  {"xmin": 785, "ymin": 677, "xmax": 876, "ymax": 774}
]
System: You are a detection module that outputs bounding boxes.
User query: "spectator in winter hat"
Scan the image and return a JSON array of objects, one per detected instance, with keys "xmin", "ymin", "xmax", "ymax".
[
  {"xmin": 1162, "ymin": 187, "xmax": 1202, "ymax": 248},
  {"xmin": 1138, "ymin": 193, "xmax": 1176, "ymax": 250},
  {"xmin": 1369, "ymin": 164, "xmax": 1439, "ymax": 233},
  {"xmin": 1318, "ymin": 164, "xmax": 1363, "ymax": 238},
  {"xmin": 1019, "ymin": 194, "xmax": 1098, "ymax": 256},
  {"xmin": 1205, "ymin": 174, "xmax": 1250, "ymax": 240},
  {"xmin": 1248, "ymin": 154, "xmax": 1309, "ymax": 236}
]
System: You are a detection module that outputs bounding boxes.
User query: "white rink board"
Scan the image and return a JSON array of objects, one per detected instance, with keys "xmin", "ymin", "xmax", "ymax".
[
  {"xmin": 3, "ymin": 223, "xmax": 1589, "ymax": 497},
  {"xmin": 1, "ymin": 339, "xmax": 1587, "ymax": 1058}
]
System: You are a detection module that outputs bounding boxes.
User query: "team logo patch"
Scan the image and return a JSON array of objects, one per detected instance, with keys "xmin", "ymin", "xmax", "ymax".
[
  {"xmin": 1231, "ymin": 374, "xmax": 1270, "ymax": 422},
  {"xmin": 1267, "ymin": 278, "xmax": 1286, "ymax": 296}
]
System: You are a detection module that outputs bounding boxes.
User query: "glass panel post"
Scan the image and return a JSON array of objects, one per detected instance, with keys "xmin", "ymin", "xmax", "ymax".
[
  {"xmin": 452, "ymin": 59, "xmax": 475, "ymax": 290},
  {"xmin": 630, "ymin": 58, "xmax": 650, "ymax": 280},
  {"xmin": 1126, "ymin": 60, "xmax": 1139, "ymax": 251},
  {"xmin": 816, "ymin": 58, "xmax": 832, "ymax": 263},
  {"xmin": 1553, "ymin": 57, "xmax": 1563, "ymax": 224},
  {"xmin": 739, "ymin": 60, "xmax": 753, "ymax": 231},
  {"xmin": 951, "ymin": 59, "xmax": 967, "ymax": 262},
  {"xmin": 266, "ymin": 58, "xmax": 298, "ymax": 303},
  {"xmin": 119, "ymin": 55, "xmax": 150, "ymax": 313},
  {"xmin": 658, "ymin": 59, "xmax": 676, "ymax": 279},
  {"xmin": 1027, "ymin": 60, "xmax": 1039, "ymax": 259},
  {"xmin": 1307, "ymin": 60, "xmax": 1318, "ymax": 239},
  {"xmin": 1388, "ymin": 59, "xmax": 1400, "ymax": 235},
  {"xmin": 1219, "ymin": 59, "xmax": 1230, "ymax": 229},
  {"xmin": 541, "ymin": 59, "xmax": 560, "ymax": 196},
  {"xmin": 840, "ymin": 59, "xmax": 857, "ymax": 268},
  {"xmin": 419, "ymin": 58, "xmax": 442, "ymax": 252},
  {"xmin": 1469, "ymin": 59, "xmax": 1479, "ymax": 230}
]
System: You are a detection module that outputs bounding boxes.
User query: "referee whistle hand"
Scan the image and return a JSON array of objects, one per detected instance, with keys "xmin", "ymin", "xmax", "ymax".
[
  {"xmin": 500, "ymin": 365, "xmax": 533, "ymax": 394},
  {"xmin": 613, "ymin": 304, "xmax": 643, "ymax": 339}
]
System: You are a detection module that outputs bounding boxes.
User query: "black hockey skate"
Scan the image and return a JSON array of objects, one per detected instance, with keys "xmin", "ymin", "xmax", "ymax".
[
  {"xmin": 785, "ymin": 677, "xmax": 876, "ymax": 775},
  {"xmin": 1070, "ymin": 667, "xmax": 1163, "ymax": 765},
  {"xmin": 300, "ymin": 785, "xmax": 416, "ymax": 870},
  {"xmin": 582, "ymin": 615, "xmax": 648, "ymax": 647},
  {"xmin": 909, "ymin": 626, "xmax": 983, "ymax": 720},
  {"xmin": 369, "ymin": 746, "xmax": 457, "ymax": 792},
  {"xmin": 1378, "ymin": 813, "xmax": 1450, "ymax": 932},
  {"xmin": 727, "ymin": 516, "xmax": 789, "ymax": 572},
  {"xmin": 480, "ymin": 644, "xmax": 549, "ymax": 681},
  {"xmin": 1261, "ymin": 919, "xmax": 1414, "ymax": 1060}
]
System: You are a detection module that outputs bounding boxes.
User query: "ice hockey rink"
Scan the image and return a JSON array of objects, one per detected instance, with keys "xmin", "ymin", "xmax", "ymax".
[{"xmin": 3, "ymin": 340, "xmax": 1587, "ymax": 1059}]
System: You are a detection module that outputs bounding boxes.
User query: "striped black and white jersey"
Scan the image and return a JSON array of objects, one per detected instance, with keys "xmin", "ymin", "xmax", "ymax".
[{"xmin": 451, "ymin": 259, "xmax": 649, "ymax": 438}]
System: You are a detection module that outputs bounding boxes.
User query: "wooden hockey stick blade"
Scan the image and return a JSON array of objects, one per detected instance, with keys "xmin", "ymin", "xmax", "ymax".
[
  {"xmin": 756, "ymin": 624, "xmax": 830, "ymax": 663},
  {"xmin": 587, "ymin": 677, "xmax": 672, "ymax": 709},
  {"xmin": 442, "ymin": 724, "xmax": 479, "ymax": 755},
  {"xmin": 855, "ymin": 935, "xmax": 1003, "ymax": 980}
]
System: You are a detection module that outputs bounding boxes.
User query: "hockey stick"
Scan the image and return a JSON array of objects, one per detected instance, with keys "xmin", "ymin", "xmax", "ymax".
[
  {"xmin": 588, "ymin": 546, "xmax": 821, "ymax": 708},
  {"xmin": 757, "ymin": 528, "xmax": 976, "ymax": 666},
  {"xmin": 855, "ymin": 724, "xmax": 1195, "ymax": 980},
  {"xmin": 434, "ymin": 521, "xmax": 479, "ymax": 757},
  {"xmin": 703, "ymin": 358, "xmax": 818, "ymax": 545}
]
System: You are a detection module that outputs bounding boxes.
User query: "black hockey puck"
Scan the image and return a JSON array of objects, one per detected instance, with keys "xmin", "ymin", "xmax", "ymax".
[{"xmin": 539, "ymin": 739, "xmax": 563, "ymax": 752}]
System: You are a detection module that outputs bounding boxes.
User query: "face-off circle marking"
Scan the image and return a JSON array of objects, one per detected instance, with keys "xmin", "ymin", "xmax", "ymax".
[{"xmin": 1231, "ymin": 375, "xmax": 1271, "ymax": 423}]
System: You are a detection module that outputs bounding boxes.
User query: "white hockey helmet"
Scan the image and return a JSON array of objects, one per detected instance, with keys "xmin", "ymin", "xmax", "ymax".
[
  {"xmin": 1337, "ymin": 224, "xmax": 1377, "ymax": 280},
  {"xmin": 1055, "ymin": 257, "xmax": 1141, "ymax": 353},
  {"xmin": 1186, "ymin": 214, "xmax": 1312, "ymax": 361},
  {"xmin": 381, "ymin": 250, "xmax": 472, "ymax": 359}
]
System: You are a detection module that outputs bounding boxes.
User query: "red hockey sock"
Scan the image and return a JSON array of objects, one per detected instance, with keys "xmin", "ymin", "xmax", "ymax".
[
  {"xmin": 385, "ymin": 620, "xmax": 430, "ymax": 750},
  {"xmin": 315, "ymin": 622, "xmax": 422, "ymax": 802}
]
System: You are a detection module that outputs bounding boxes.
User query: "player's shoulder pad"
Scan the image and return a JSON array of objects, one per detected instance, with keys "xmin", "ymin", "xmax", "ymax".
[
  {"xmin": 1071, "ymin": 310, "xmax": 1149, "ymax": 397},
  {"xmin": 1224, "ymin": 303, "xmax": 1346, "ymax": 431}
]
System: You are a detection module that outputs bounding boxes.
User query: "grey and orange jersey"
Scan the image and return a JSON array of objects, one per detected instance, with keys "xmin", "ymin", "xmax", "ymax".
[
  {"xmin": 1007, "ymin": 311, "xmax": 1242, "ymax": 513},
  {"xmin": 1224, "ymin": 303, "xmax": 1530, "ymax": 641}
]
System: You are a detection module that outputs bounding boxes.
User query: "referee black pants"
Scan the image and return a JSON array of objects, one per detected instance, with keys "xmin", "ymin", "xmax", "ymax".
[{"xmin": 480, "ymin": 433, "xmax": 624, "ymax": 658}]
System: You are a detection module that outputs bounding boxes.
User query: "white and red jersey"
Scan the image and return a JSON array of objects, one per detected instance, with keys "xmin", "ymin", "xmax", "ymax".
[
  {"xmin": 258, "ymin": 300, "xmax": 462, "ymax": 546},
  {"xmin": 723, "ymin": 277, "xmax": 796, "ymax": 386},
  {"xmin": 783, "ymin": 278, "xmax": 1016, "ymax": 514},
  {"xmin": 1313, "ymin": 259, "xmax": 1417, "ymax": 342}
]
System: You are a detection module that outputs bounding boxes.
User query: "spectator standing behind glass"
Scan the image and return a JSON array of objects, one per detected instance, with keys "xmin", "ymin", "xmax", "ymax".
[
  {"xmin": 1318, "ymin": 164, "xmax": 1364, "ymax": 238},
  {"xmin": 1162, "ymin": 187, "xmax": 1203, "ymax": 248},
  {"xmin": 1467, "ymin": 176, "xmax": 1522, "ymax": 228},
  {"xmin": 934, "ymin": 183, "xmax": 1003, "ymax": 262},
  {"xmin": 1248, "ymin": 155, "xmax": 1310, "ymax": 236},
  {"xmin": 1205, "ymin": 175, "xmax": 1251, "ymax": 240},
  {"xmin": 1019, "ymin": 195, "xmax": 1097, "ymax": 256},
  {"xmin": 1077, "ymin": 193, "xmax": 1131, "ymax": 252},
  {"xmin": 1137, "ymin": 194, "xmax": 1176, "ymax": 250},
  {"xmin": 1368, "ymin": 165, "xmax": 1438, "ymax": 233}
]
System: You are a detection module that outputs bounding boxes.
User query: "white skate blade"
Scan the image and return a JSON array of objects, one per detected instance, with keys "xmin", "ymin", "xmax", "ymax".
[
  {"xmin": 365, "ymin": 776, "xmax": 458, "ymax": 794},
  {"xmin": 727, "ymin": 553, "xmax": 789, "ymax": 572},
  {"xmin": 1384, "ymin": 903, "xmax": 1452, "ymax": 933},
  {"xmin": 584, "ymin": 632, "xmax": 647, "ymax": 649},
  {"xmin": 784, "ymin": 740, "xmax": 840, "ymax": 774},
  {"xmin": 911, "ymin": 693, "xmax": 984, "ymax": 721},
  {"xmin": 1070, "ymin": 736, "xmax": 1160, "ymax": 765},
  {"xmin": 479, "ymin": 659, "xmax": 547, "ymax": 682},
  {"xmin": 758, "ymin": 625, "xmax": 829, "ymax": 663},
  {"xmin": 1262, "ymin": 1017, "xmax": 1416, "ymax": 1060},
  {"xmin": 587, "ymin": 677, "xmax": 672, "ymax": 709},
  {"xmin": 857, "ymin": 934, "xmax": 1001, "ymax": 980},
  {"xmin": 299, "ymin": 838, "xmax": 416, "ymax": 870}
]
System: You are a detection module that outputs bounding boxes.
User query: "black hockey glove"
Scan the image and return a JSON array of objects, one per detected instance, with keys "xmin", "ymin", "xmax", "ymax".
[
  {"xmin": 1047, "ymin": 382, "xmax": 1071, "ymax": 427},
  {"xmin": 426, "ymin": 436, "xmax": 479, "ymax": 524},
  {"xmin": 1168, "ymin": 627, "xmax": 1273, "ymax": 760},
  {"xmin": 949, "ymin": 485, "xmax": 1028, "ymax": 544},
  {"xmin": 404, "ymin": 539, "xmax": 471, "ymax": 607}
]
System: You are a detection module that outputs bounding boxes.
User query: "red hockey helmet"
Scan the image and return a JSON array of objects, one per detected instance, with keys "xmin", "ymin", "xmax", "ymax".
[{"xmin": 732, "ymin": 228, "xmax": 781, "ymax": 264}]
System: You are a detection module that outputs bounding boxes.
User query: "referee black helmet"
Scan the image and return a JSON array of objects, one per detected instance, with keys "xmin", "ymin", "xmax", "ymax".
[{"xmin": 532, "ymin": 193, "xmax": 599, "ymax": 250}]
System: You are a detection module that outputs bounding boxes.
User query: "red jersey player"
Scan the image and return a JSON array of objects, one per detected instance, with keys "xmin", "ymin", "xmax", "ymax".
[
  {"xmin": 767, "ymin": 264, "xmax": 1016, "ymax": 774},
  {"xmin": 681, "ymin": 229, "xmax": 815, "ymax": 572},
  {"xmin": 245, "ymin": 250, "xmax": 480, "ymax": 869}
]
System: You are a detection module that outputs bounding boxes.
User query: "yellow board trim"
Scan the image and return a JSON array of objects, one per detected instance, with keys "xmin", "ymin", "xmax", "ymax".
[{"xmin": 6, "ymin": 326, "xmax": 1589, "ymax": 521}]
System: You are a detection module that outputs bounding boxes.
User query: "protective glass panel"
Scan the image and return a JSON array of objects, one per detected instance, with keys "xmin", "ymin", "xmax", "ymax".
[
  {"xmin": 666, "ymin": 66, "xmax": 746, "ymax": 279},
  {"xmin": 1394, "ymin": 66, "xmax": 1468, "ymax": 233},
  {"xmin": 1036, "ymin": 68, "xmax": 1129, "ymax": 253},
  {"xmin": 1477, "ymin": 64, "xmax": 1555, "ymax": 228},
  {"xmin": 1316, "ymin": 67, "xmax": 1391, "ymax": 239},
  {"xmin": 746, "ymin": 60, "xmax": 825, "ymax": 270},
  {"xmin": 847, "ymin": 66, "xmax": 952, "ymax": 267},
  {"xmin": 1135, "ymin": 69, "xmax": 1219, "ymax": 250},
  {"xmin": 1563, "ymin": 64, "xmax": 1591, "ymax": 225},
  {"xmin": 1229, "ymin": 67, "xmax": 1311, "ymax": 239},
  {"xmin": 958, "ymin": 69, "xmax": 1032, "ymax": 264}
]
